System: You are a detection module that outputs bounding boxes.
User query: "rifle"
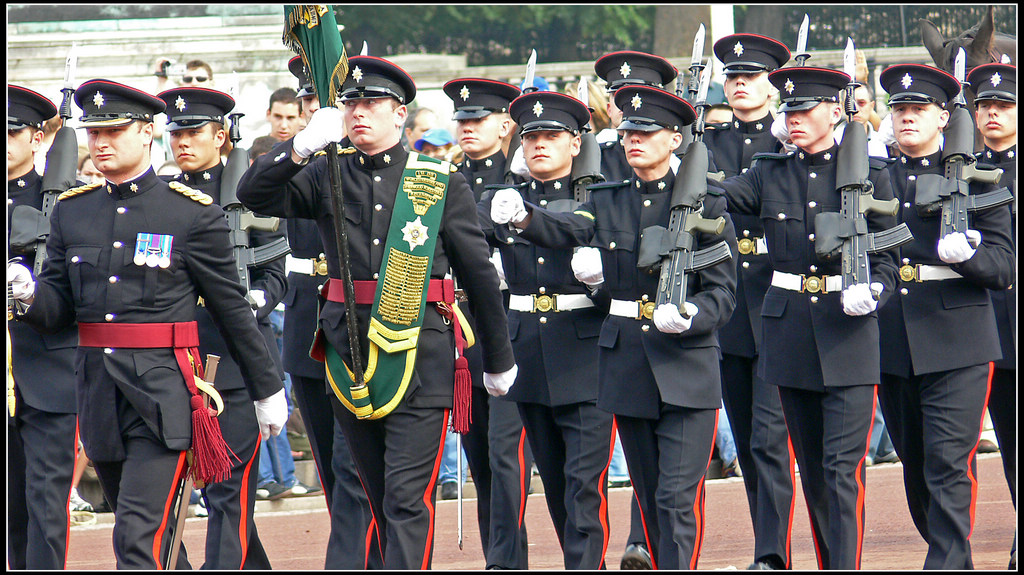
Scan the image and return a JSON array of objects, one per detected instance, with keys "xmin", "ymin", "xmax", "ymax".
[
  {"xmin": 570, "ymin": 76, "xmax": 604, "ymax": 204},
  {"xmin": 220, "ymin": 112, "xmax": 290, "ymax": 310},
  {"xmin": 637, "ymin": 66, "xmax": 732, "ymax": 317},
  {"xmin": 813, "ymin": 38, "xmax": 914, "ymax": 297},
  {"xmin": 35, "ymin": 45, "xmax": 80, "ymax": 278},
  {"xmin": 915, "ymin": 48, "xmax": 1011, "ymax": 241}
]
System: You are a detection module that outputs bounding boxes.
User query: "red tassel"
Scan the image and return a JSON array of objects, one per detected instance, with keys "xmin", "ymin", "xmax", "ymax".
[
  {"xmin": 452, "ymin": 355, "xmax": 472, "ymax": 434},
  {"xmin": 189, "ymin": 395, "xmax": 232, "ymax": 485}
]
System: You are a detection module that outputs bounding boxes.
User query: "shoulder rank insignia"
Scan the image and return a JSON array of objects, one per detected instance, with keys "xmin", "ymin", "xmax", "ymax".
[
  {"xmin": 751, "ymin": 151, "xmax": 791, "ymax": 161},
  {"xmin": 313, "ymin": 146, "xmax": 357, "ymax": 158},
  {"xmin": 168, "ymin": 181, "xmax": 214, "ymax": 205},
  {"xmin": 57, "ymin": 182, "xmax": 102, "ymax": 201}
]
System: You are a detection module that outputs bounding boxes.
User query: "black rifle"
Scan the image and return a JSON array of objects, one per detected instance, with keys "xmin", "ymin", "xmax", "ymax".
[
  {"xmin": 637, "ymin": 77, "xmax": 732, "ymax": 318},
  {"xmin": 571, "ymin": 78, "xmax": 604, "ymax": 205},
  {"xmin": 220, "ymin": 112, "xmax": 290, "ymax": 309},
  {"xmin": 914, "ymin": 95, "xmax": 1010, "ymax": 241}
]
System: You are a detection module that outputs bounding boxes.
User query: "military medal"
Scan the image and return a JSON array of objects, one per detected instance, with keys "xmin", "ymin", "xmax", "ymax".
[{"xmin": 134, "ymin": 233, "xmax": 173, "ymax": 267}]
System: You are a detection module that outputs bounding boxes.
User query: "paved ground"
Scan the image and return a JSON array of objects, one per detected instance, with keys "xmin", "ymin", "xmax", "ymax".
[{"xmin": 66, "ymin": 453, "xmax": 1015, "ymax": 570}]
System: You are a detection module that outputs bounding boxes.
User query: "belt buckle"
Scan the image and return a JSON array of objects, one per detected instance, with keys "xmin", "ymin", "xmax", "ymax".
[
  {"xmin": 639, "ymin": 301, "xmax": 655, "ymax": 320},
  {"xmin": 534, "ymin": 294, "xmax": 555, "ymax": 313},
  {"xmin": 899, "ymin": 264, "xmax": 919, "ymax": 282},
  {"xmin": 802, "ymin": 275, "xmax": 822, "ymax": 294},
  {"xmin": 737, "ymin": 237, "xmax": 754, "ymax": 255},
  {"xmin": 313, "ymin": 255, "xmax": 329, "ymax": 276}
]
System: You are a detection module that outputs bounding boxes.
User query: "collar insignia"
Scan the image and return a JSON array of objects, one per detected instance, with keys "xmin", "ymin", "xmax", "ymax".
[
  {"xmin": 17, "ymin": 179, "xmax": 26, "ymax": 188},
  {"xmin": 383, "ymin": 154, "xmax": 391, "ymax": 164},
  {"xmin": 130, "ymin": 183, "xmax": 139, "ymax": 193},
  {"xmin": 553, "ymin": 181, "xmax": 562, "ymax": 190},
  {"xmin": 658, "ymin": 181, "xmax": 666, "ymax": 190},
  {"xmin": 203, "ymin": 171, "xmax": 211, "ymax": 180}
]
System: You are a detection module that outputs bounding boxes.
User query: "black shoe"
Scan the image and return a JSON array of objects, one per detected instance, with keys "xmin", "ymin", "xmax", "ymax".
[
  {"xmin": 440, "ymin": 481, "xmax": 458, "ymax": 500},
  {"xmin": 873, "ymin": 450, "xmax": 900, "ymax": 464},
  {"xmin": 748, "ymin": 557, "xmax": 784, "ymax": 570},
  {"xmin": 978, "ymin": 439, "xmax": 999, "ymax": 453},
  {"xmin": 620, "ymin": 543, "xmax": 653, "ymax": 570}
]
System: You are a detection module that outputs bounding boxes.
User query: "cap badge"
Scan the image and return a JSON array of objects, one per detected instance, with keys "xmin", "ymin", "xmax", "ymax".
[
  {"xmin": 352, "ymin": 66, "xmax": 363, "ymax": 82},
  {"xmin": 631, "ymin": 93, "xmax": 643, "ymax": 110},
  {"xmin": 733, "ymin": 42, "xmax": 744, "ymax": 57},
  {"xmin": 619, "ymin": 61, "xmax": 631, "ymax": 78},
  {"xmin": 784, "ymin": 79, "xmax": 795, "ymax": 94},
  {"xmin": 533, "ymin": 101, "xmax": 544, "ymax": 117},
  {"xmin": 175, "ymin": 96, "xmax": 187, "ymax": 112},
  {"xmin": 460, "ymin": 85, "xmax": 470, "ymax": 101},
  {"xmin": 990, "ymin": 72, "xmax": 1002, "ymax": 87},
  {"xmin": 93, "ymin": 92, "xmax": 105, "ymax": 108},
  {"xmin": 901, "ymin": 73, "xmax": 913, "ymax": 89}
]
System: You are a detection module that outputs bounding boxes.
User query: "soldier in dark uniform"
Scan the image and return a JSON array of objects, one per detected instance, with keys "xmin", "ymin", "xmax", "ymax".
[
  {"xmin": 877, "ymin": 64, "xmax": 1015, "ymax": 569},
  {"xmin": 442, "ymin": 77, "xmax": 534, "ymax": 570},
  {"xmin": 156, "ymin": 86, "xmax": 285, "ymax": 569},
  {"xmin": 6, "ymin": 84, "xmax": 79, "ymax": 570},
  {"xmin": 705, "ymin": 34, "xmax": 797, "ymax": 571},
  {"xmin": 286, "ymin": 55, "xmax": 381, "ymax": 570},
  {"xmin": 8, "ymin": 79, "xmax": 288, "ymax": 569},
  {"xmin": 968, "ymin": 62, "xmax": 1016, "ymax": 570},
  {"xmin": 707, "ymin": 67, "xmax": 901, "ymax": 569},
  {"xmin": 509, "ymin": 84, "xmax": 738, "ymax": 568},
  {"xmin": 594, "ymin": 51, "xmax": 679, "ymax": 186},
  {"xmin": 483, "ymin": 90, "xmax": 615, "ymax": 570},
  {"xmin": 237, "ymin": 56, "xmax": 517, "ymax": 569}
]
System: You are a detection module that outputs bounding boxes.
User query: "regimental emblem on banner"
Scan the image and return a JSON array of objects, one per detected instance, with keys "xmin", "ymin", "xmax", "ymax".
[
  {"xmin": 401, "ymin": 216, "xmax": 430, "ymax": 251},
  {"xmin": 134, "ymin": 233, "xmax": 173, "ymax": 268},
  {"xmin": 378, "ymin": 248, "xmax": 429, "ymax": 326},
  {"xmin": 403, "ymin": 170, "xmax": 447, "ymax": 216}
]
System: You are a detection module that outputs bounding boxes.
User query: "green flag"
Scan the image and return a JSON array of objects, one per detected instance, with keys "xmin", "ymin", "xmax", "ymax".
[{"xmin": 283, "ymin": 5, "xmax": 348, "ymax": 108}]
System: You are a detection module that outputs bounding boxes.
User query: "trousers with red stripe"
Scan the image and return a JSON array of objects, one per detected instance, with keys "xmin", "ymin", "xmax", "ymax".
[
  {"xmin": 779, "ymin": 384, "xmax": 875, "ymax": 570},
  {"xmin": 616, "ymin": 407, "xmax": 718, "ymax": 569}
]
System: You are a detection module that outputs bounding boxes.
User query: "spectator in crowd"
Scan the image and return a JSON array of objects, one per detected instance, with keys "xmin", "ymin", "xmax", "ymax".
[{"xmin": 266, "ymin": 88, "xmax": 303, "ymax": 142}]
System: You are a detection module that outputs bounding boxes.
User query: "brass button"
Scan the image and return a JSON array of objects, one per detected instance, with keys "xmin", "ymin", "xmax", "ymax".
[{"xmin": 641, "ymin": 324, "xmax": 650, "ymax": 332}]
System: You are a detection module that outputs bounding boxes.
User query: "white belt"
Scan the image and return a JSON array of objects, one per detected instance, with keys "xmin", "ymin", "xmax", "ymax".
[
  {"xmin": 609, "ymin": 298, "xmax": 656, "ymax": 321},
  {"xmin": 737, "ymin": 236, "xmax": 768, "ymax": 256},
  {"xmin": 771, "ymin": 270, "xmax": 843, "ymax": 294},
  {"xmin": 899, "ymin": 264, "xmax": 963, "ymax": 282},
  {"xmin": 286, "ymin": 254, "xmax": 329, "ymax": 276},
  {"xmin": 508, "ymin": 293, "xmax": 594, "ymax": 313}
]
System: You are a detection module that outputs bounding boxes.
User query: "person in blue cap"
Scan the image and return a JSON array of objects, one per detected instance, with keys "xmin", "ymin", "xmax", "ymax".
[
  {"xmin": 238, "ymin": 55, "xmax": 517, "ymax": 569},
  {"xmin": 877, "ymin": 63, "xmax": 1015, "ymax": 570},
  {"xmin": 706, "ymin": 32, "xmax": 798, "ymax": 572},
  {"xmin": 8, "ymin": 78, "xmax": 288, "ymax": 569},
  {"xmin": 414, "ymin": 127, "xmax": 456, "ymax": 160},
  {"xmin": 707, "ymin": 66, "xmax": 902, "ymax": 569},
  {"xmin": 483, "ymin": 90, "xmax": 615, "ymax": 569},
  {"xmin": 442, "ymin": 76, "xmax": 534, "ymax": 570},
  {"xmin": 968, "ymin": 61, "xmax": 1016, "ymax": 571},
  {"xmin": 157, "ymin": 85, "xmax": 294, "ymax": 568},
  {"xmin": 6, "ymin": 84, "xmax": 81, "ymax": 570}
]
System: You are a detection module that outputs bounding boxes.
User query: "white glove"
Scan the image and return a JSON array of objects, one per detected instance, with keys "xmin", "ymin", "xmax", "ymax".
[
  {"xmin": 489, "ymin": 250, "xmax": 506, "ymax": 284},
  {"xmin": 771, "ymin": 113, "xmax": 798, "ymax": 153},
  {"xmin": 254, "ymin": 388, "xmax": 288, "ymax": 441},
  {"xmin": 571, "ymin": 247, "xmax": 604, "ymax": 286},
  {"xmin": 248, "ymin": 289, "xmax": 266, "ymax": 316},
  {"xmin": 292, "ymin": 107, "xmax": 345, "ymax": 159},
  {"xmin": 510, "ymin": 145, "xmax": 530, "ymax": 178},
  {"xmin": 652, "ymin": 302, "xmax": 698, "ymax": 334},
  {"xmin": 7, "ymin": 262, "xmax": 35, "ymax": 302},
  {"xmin": 937, "ymin": 230, "xmax": 980, "ymax": 264},
  {"xmin": 842, "ymin": 282, "xmax": 882, "ymax": 316},
  {"xmin": 483, "ymin": 364, "xmax": 519, "ymax": 397},
  {"xmin": 490, "ymin": 188, "xmax": 528, "ymax": 225}
]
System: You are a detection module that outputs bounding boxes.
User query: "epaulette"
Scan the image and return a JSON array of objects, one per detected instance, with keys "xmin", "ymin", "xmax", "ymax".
[
  {"xmin": 587, "ymin": 179, "xmax": 631, "ymax": 191},
  {"xmin": 484, "ymin": 181, "xmax": 529, "ymax": 192},
  {"xmin": 168, "ymin": 181, "xmax": 214, "ymax": 205},
  {"xmin": 869, "ymin": 156, "xmax": 895, "ymax": 169},
  {"xmin": 706, "ymin": 121, "xmax": 731, "ymax": 130},
  {"xmin": 750, "ymin": 151, "xmax": 791, "ymax": 161},
  {"xmin": 57, "ymin": 182, "xmax": 102, "ymax": 201},
  {"xmin": 313, "ymin": 146, "xmax": 358, "ymax": 157}
]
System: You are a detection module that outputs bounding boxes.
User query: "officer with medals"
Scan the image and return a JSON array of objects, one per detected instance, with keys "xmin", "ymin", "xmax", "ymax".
[
  {"xmin": 6, "ymin": 85, "xmax": 80, "ymax": 570},
  {"xmin": 284, "ymin": 55, "xmax": 381, "ymax": 570},
  {"xmin": 594, "ymin": 51, "xmax": 679, "ymax": 186},
  {"xmin": 8, "ymin": 79, "xmax": 287, "ymax": 569},
  {"xmin": 968, "ymin": 61, "xmax": 1016, "ymax": 571},
  {"xmin": 503, "ymin": 85, "xmax": 739, "ymax": 569},
  {"xmin": 483, "ymin": 90, "xmax": 615, "ymax": 570},
  {"xmin": 708, "ymin": 67, "xmax": 900, "ymax": 569},
  {"xmin": 705, "ymin": 33, "xmax": 797, "ymax": 571},
  {"xmin": 156, "ymin": 85, "xmax": 285, "ymax": 569},
  {"xmin": 442, "ymin": 76, "xmax": 534, "ymax": 570},
  {"xmin": 237, "ymin": 56, "xmax": 517, "ymax": 569},
  {"xmin": 877, "ymin": 63, "xmax": 1015, "ymax": 569}
]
